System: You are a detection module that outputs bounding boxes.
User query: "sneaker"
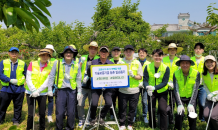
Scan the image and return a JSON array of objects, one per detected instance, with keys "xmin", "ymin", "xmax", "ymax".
[
  {"xmin": 110, "ymin": 115, "xmax": 114, "ymax": 120},
  {"xmin": 99, "ymin": 118, "xmax": 105, "ymax": 125},
  {"xmin": 78, "ymin": 120, "xmax": 83, "ymax": 128},
  {"xmin": 144, "ymin": 117, "xmax": 148, "ymax": 123},
  {"xmin": 119, "ymin": 126, "xmax": 126, "ymax": 130},
  {"xmin": 13, "ymin": 122, "xmax": 19, "ymax": 126},
  {"xmin": 47, "ymin": 115, "xmax": 53, "ymax": 123},
  {"xmin": 90, "ymin": 118, "xmax": 96, "ymax": 126},
  {"xmin": 127, "ymin": 125, "xmax": 133, "ymax": 130}
]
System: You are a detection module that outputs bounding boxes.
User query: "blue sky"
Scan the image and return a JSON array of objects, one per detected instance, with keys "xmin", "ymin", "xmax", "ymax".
[{"xmin": 1, "ymin": 0, "xmax": 218, "ymax": 28}]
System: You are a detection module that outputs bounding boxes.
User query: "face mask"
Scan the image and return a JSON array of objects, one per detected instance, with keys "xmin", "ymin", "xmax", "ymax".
[{"xmin": 195, "ymin": 53, "xmax": 202, "ymax": 58}]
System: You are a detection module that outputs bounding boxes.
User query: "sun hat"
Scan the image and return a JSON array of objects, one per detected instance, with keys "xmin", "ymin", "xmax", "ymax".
[
  {"xmin": 60, "ymin": 46, "xmax": 78, "ymax": 57},
  {"xmin": 163, "ymin": 43, "xmax": 183, "ymax": 54},
  {"xmin": 204, "ymin": 55, "xmax": 216, "ymax": 62},
  {"xmin": 83, "ymin": 41, "xmax": 98, "ymax": 51},
  {"xmin": 69, "ymin": 44, "xmax": 77, "ymax": 49},
  {"xmin": 176, "ymin": 55, "xmax": 195, "ymax": 66},
  {"xmin": 9, "ymin": 47, "xmax": 19, "ymax": 52},
  {"xmin": 38, "ymin": 49, "xmax": 53, "ymax": 57}
]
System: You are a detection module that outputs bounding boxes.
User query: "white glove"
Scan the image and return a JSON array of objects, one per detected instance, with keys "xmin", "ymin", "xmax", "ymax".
[
  {"xmin": 187, "ymin": 104, "xmax": 195, "ymax": 113},
  {"xmin": 10, "ymin": 79, "xmax": 18, "ymax": 85},
  {"xmin": 47, "ymin": 91, "xmax": 53, "ymax": 97},
  {"xmin": 117, "ymin": 61, "xmax": 125, "ymax": 64},
  {"xmin": 81, "ymin": 57, "xmax": 86, "ymax": 63},
  {"xmin": 148, "ymin": 90, "xmax": 153, "ymax": 96},
  {"xmin": 146, "ymin": 86, "xmax": 155, "ymax": 91},
  {"xmin": 168, "ymin": 82, "xmax": 174, "ymax": 90},
  {"xmin": 138, "ymin": 82, "xmax": 144, "ymax": 89},
  {"xmin": 129, "ymin": 70, "xmax": 135, "ymax": 78},
  {"xmin": 177, "ymin": 105, "xmax": 185, "ymax": 115},
  {"xmin": 64, "ymin": 73, "xmax": 72, "ymax": 80},
  {"xmin": 207, "ymin": 93, "xmax": 214, "ymax": 101},
  {"xmin": 30, "ymin": 90, "xmax": 40, "ymax": 98},
  {"xmin": 83, "ymin": 76, "xmax": 89, "ymax": 84},
  {"xmin": 77, "ymin": 93, "xmax": 82, "ymax": 100}
]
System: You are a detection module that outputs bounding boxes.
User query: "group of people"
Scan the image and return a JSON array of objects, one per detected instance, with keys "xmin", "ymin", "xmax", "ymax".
[{"xmin": 0, "ymin": 41, "xmax": 217, "ymax": 130}]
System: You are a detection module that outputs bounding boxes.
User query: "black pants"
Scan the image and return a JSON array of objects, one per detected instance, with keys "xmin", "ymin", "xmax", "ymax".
[
  {"xmin": 90, "ymin": 89, "xmax": 112, "ymax": 119},
  {"xmin": 0, "ymin": 92, "xmax": 24, "ymax": 123},
  {"xmin": 26, "ymin": 94, "xmax": 47, "ymax": 130},
  {"xmin": 168, "ymin": 90, "xmax": 175, "ymax": 121},
  {"xmin": 119, "ymin": 92, "xmax": 139, "ymax": 126},
  {"xmin": 175, "ymin": 97, "xmax": 197, "ymax": 130},
  {"xmin": 148, "ymin": 91, "xmax": 168, "ymax": 130},
  {"xmin": 110, "ymin": 88, "xmax": 119, "ymax": 115}
]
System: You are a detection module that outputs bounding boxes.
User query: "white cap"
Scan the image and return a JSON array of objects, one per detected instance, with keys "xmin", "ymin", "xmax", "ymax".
[{"xmin": 45, "ymin": 44, "xmax": 56, "ymax": 52}]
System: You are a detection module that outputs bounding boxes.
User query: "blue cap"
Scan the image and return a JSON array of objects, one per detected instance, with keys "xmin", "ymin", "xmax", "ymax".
[{"xmin": 9, "ymin": 47, "xmax": 19, "ymax": 52}]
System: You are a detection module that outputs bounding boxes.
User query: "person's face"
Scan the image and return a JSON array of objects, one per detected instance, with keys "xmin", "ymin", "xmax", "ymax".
[
  {"xmin": 152, "ymin": 53, "xmax": 163, "ymax": 63},
  {"xmin": 99, "ymin": 49, "xmax": 109, "ymax": 59},
  {"xmin": 8, "ymin": 51, "xmax": 19, "ymax": 60},
  {"xmin": 205, "ymin": 59, "xmax": 216, "ymax": 71},
  {"xmin": 111, "ymin": 50, "xmax": 121, "ymax": 58},
  {"xmin": 39, "ymin": 54, "xmax": 50, "ymax": 63},
  {"xmin": 180, "ymin": 61, "xmax": 191, "ymax": 72},
  {"xmin": 124, "ymin": 49, "xmax": 134, "ymax": 58},
  {"xmin": 168, "ymin": 48, "xmax": 177, "ymax": 56},
  {"xmin": 64, "ymin": 50, "xmax": 74, "ymax": 60},
  {"xmin": 194, "ymin": 45, "xmax": 204, "ymax": 55},
  {"xmin": 89, "ymin": 46, "xmax": 98, "ymax": 56},
  {"xmin": 138, "ymin": 50, "xmax": 147, "ymax": 60}
]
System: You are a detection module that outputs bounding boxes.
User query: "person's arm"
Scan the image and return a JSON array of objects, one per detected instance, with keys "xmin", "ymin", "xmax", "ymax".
[
  {"xmin": 143, "ymin": 66, "xmax": 149, "ymax": 87},
  {"xmin": 154, "ymin": 67, "xmax": 170, "ymax": 90},
  {"xmin": 37, "ymin": 76, "xmax": 49, "ymax": 92},
  {"xmin": 23, "ymin": 63, "xmax": 27, "ymax": 78},
  {"xmin": 173, "ymin": 74, "xmax": 183, "ymax": 106},
  {"xmin": 189, "ymin": 72, "xmax": 200, "ymax": 105},
  {"xmin": 0, "ymin": 60, "xmax": 10, "ymax": 82},
  {"xmin": 76, "ymin": 63, "xmax": 82, "ymax": 93},
  {"xmin": 26, "ymin": 62, "xmax": 37, "ymax": 92},
  {"xmin": 134, "ymin": 63, "xmax": 142, "ymax": 80},
  {"xmin": 47, "ymin": 61, "xmax": 57, "ymax": 92}
]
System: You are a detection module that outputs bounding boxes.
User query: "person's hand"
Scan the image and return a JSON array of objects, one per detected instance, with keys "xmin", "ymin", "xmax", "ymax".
[
  {"xmin": 77, "ymin": 93, "xmax": 82, "ymax": 100},
  {"xmin": 146, "ymin": 86, "xmax": 155, "ymax": 91},
  {"xmin": 47, "ymin": 91, "xmax": 53, "ymax": 97},
  {"xmin": 177, "ymin": 105, "xmax": 185, "ymax": 115},
  {"xmin": 83, "ymin": 76, "xmax": 89, "ymax": 84},
  {"xmin": 187, "ymin": 104, "xmax": 195, "ymax": 113},
  {"xmin": 81, "ymin": 57, "xmax": 86, "ymax": 63},
  {"xmin": 64, "ymin": 73, "xmax": 72, "ymax": 80},
  {"xmin": 168, "ymin": 82, "xmax": 174, "ymax": 90},
  {"xmin": 138, "ymin": 82, "xmax": 144, "ymax": 89},
  {"xmin": 10, "ymin": 79, "xmax": 18, "ymax": 85},
  {"xmin": 207, "ymin": 93, "xmax": 214, "ymax": 101},
  {"xmin": 129, "ymin": 70, "xmax": 135, "ymax": 78},
  {"xmin": 30, "ymin": 90, "xmax": 40, "ymax": 98},
  {"xmin": 147, "ymin": 90, "xmax": 153, "ymax": 96}
]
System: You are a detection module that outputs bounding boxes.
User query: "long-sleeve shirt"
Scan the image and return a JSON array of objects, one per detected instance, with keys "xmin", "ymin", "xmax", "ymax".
[
  {"xmin": 47, "ymin": 59, "xmax": 82, "ymax": 93},
  {"xmin": 173, "ymin": 72, "xmax": 200, "ymax": 106},
  {"xmin": 0, "ymin": 59, "xmax": 27, "ymax": 94}
]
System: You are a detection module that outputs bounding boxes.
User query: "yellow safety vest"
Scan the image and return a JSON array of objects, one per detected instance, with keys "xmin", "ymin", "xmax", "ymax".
[
  {"xmin": 191, "ymin": 56, "xmax": 204, "ymax": 74},
  {"xmin": 110, "ymin": 58, "xmax": 122, "ymax": 63},
  {"xmin": 1, "ymin": 59, "xmax": 25, "ymax": 86},
  {"xmin": 175, "ymin": 68, "xmax": 198, "ymax": 98},
  {"xmin": 140, "ymin": 60, "xmax": 151, "ymax": 82},
  {"xmin": 147, "ymin": 62, "xmax": 168, "ymax": 93},
  {"xmin": 203, "ymin": 72, "xmax": 218, "ymax": 93},
  {"xmin": 26, "ymin": 60, "xmax": 52, "ymax": 93},
  {"xmin": 55, "ymin": 59, "xmax": 79, "ymax": 90}
]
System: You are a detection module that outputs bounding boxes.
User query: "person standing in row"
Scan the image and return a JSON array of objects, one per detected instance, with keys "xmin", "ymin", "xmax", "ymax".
[
  {"xmin": 26, "ymin": 49, "xmax": 53, "ymax": 130},
  {"xmin": 202, "ymin": 55, "xmax": 218, "ymax": 129},
  {"xmin": 47, "ymin": 46, "xmax": 81, "ymax": 130},
  {"xmin": 0, "ymin": 47, "xmax": 27, "ymax": 125},
  {"xmin": 143, "ymin": 49, "xmax": 169, "ymax": 130},
  {"xmin": 174, "ymin": 55, "xmax": 200, "ymax": 130},
  {"xmin": 162, "ymin": 43, "xmax": 183, "ymax": 124},
  {"xmin": 119, "ymin": 45, "xmax": 142, "ymax": 130}
]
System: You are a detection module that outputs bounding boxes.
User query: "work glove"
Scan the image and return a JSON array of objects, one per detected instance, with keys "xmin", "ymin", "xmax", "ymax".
[
  {"xmin": 77, "ymin": 93, "xmax": 82, "ymax": 100},
  {"xmin": 30, "ymin": 90, "xmax": 40, "ymax": 98},
  {"xmin": 10, "ymin": 79, "xmax": 18, "ymax": 85},
  {"xmin": 187, "ymin": 104, "xmax": 195, "ymax": 113},
  {"xmin": 117, "ymin": 61, "xmax": 125, "ymax": 64},
  {"xmin": 207, "ymin": 93, "xmax": 214, "ymax": 101},
  {"xmin": 146, "ymin": 86, "xmax": 155, "ymax": 91},
  {"xmin": 47, "ymin": 91, "xmax": 53, "ymax": 97},
  {"xmin": 211, "ymin": 96, "xmax": 217, "ymax": 102},
  {"xmin": 83, "ymin": 76, "xmax": 89, "ymax": 84},
  {"xmin": 81, "ymin": 57, "xmax": 86, "ymax": 63},
  {"xmin": 177, "ymin": 105, "xmax": 185, "ymax": 115},
  {"xmin": 138, "ymin": 82, "xmax": 144, "ymax": 89},
  {"xmin": 129, "ymin": 70, "xmax": 135, "ymax": 78},
  {"xmin": 147, "ymin": 90, "xmax": 153, "ymax": 96},
  {"xmin": 64, "ymin": 73, "xmax": 72, "ymax": 80},
  {"xmin": 168, "ymin": 81, "xmax": 174, "ymax": 90}
]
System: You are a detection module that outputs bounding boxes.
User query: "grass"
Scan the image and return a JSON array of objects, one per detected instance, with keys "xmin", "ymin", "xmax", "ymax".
[{"xmin": 0, "ymin": 93, "xmax": 209, "ymax": 130}]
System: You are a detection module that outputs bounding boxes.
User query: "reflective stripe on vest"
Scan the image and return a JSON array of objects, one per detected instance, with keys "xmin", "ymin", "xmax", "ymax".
[
  {"xmin": 1, "ymin": 59, "xmax": 25, "ymax": 86},
  {"xmin": 147, "ymin": 62, "xmax": 168, "ymax": 93},
  {"xmin": 203, "ymin": 72, "xmax": 218, "ymax": 92},
  {"xmin": 175, "ymin": 68, "xmax": 198, "ymax": 98},
  {"xmin": 55, "ymin": 59, "xmax": 79, "ymax": 90},
  {"xmin": 140, "ymin": 60, "xmax": 151, "ymax": 82}
]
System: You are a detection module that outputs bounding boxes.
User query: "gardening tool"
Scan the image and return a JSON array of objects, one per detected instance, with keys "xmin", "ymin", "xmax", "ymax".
[
  {"xmin": 150, "ymin": 96, "xmax": 154, "ymax": 130},
  {"xmin": 170, "ymin": 90, "xmax": 174, "ymax": 121},
  {"xmin": 33, "ymin": 98, "xmax": 35, "ymax": 130},
  {"xmin": 206, "ymin": 101, "xmax": 215, "ymax": 130}
]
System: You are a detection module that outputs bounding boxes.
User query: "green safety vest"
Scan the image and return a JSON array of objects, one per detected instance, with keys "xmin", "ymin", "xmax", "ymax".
[
  {"xmin": 203, "ymin": 71, "xmax": 218, "ymax": 93},
  {"xmin": 110, "ymin": 58, "xmax": 122, "ymax": 63},
  {"xmin": 175, "ymin": 68, "xmax": 198, "ymax": 98},
  {"xmin": 55, "ymin": 59, "xmax": 78, "ymax": 90},
  {"xmin": 81, "ymin": 55, "xmax": 99, "ymax": 80},
  {"xmin": 1, "ymin": 59, "xmax": 25, "ymax": 86},
  {"xmin": 191, "ymin": 56, "xmax": 205, "ymax": 74},
  {"xmin": 26, "ymin": 60, "xmax": 52, "ymax": 93},
  {"xmin": 147, "ymin": 62, "xmax": 168, "ymax": 93},
  {"xmin": 49, "ymin": 58, "xmax": 57, "ymax": 66},
  {"xmin": 140, "ymin": 60, "xmax": 151, "ymax": 82},
  {"xmin": 122, "ymin": 59, "xmax": 141, "ymax": 88}
]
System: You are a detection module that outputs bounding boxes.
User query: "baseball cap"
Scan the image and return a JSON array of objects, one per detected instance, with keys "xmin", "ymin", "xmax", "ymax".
[
  {"xmin": 204, "ymin": 55, "xmax": 216, "ymax": 62},
  {"xmin": 99, "ymin": 46, "xmax": 109, "ymax": 52},
  {"xmin": 124, "ymin": 45, "xmax": 134, "ymax": 51},
  {"xmin": 9, "ymin": 47, "xmax": 19, "ymax": 52},
  {"xmin": 112, "ymin": 47, "xmax": 120, "ymax": 51}
]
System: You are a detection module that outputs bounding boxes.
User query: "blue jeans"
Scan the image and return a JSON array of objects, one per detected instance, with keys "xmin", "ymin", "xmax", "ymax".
[
  {"xmin": 135, "ymin": 88, "xmax": 148, "ymax": 118},
  {"xmin": 198, "ymin": 86, "xmax": 207, "ymax": 122},
  {"xmin": 47, "ymin": 96, "xmax": 54, "ymax": 116}
]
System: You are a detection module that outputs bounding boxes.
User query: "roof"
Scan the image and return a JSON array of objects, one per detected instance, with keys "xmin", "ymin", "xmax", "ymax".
[
  {"xmin": 178, "ymin": 13, "xmax": 190, "ymax": 18},
  {"xmin": 151, "ymin": 24, "xmax": 179, "ymax": 31}
]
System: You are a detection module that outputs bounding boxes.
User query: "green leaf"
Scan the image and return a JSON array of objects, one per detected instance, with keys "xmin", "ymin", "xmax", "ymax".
[
  {"xmin": 15, "ymin": 8, "xmax": 39, "ymax": 32},
  {"xmin": 36, "ymin": 0, "xmax": 52, "ymax": 7},
  {"xmin": 23, "ymin": 0, "xmax": 34, "ymax": 8},
  {"xmin": 25, "ymin": 21, "xmax": 33, "ymax": 33},
  {"xmin": 34, "ymin": 0, "xmax": 51, "ymax": 17},
  {"xmin": 0, "ymin": 7, "xmax": 4, "ymax": 22},
  {"xmin": 33, "ymin": 11, "xmax": 51, "ymax": 29},
  {"xmin": 15, "ymin": 15, "xmax": 26, "ymax": 31},
  {"xmin": 5, "ymin": 7, "xmax": 17, "ymax": 26},
  {"xmin": 9, "ymin": 125, "xmax": 17, "ymax": 130}
]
